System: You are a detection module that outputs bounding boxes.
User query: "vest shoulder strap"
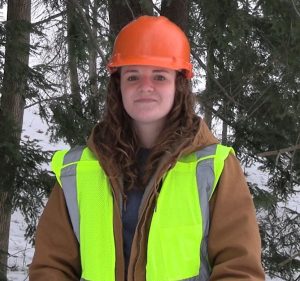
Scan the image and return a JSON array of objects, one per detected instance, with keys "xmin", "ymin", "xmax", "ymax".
[
  {"xmin": 51, "ymin": 149, "xmax": 69, "ymax": 186},
  {"xmin": 51, "ymin": 145, "xmax": 98, "ymax": 185},
  {"xmin": 213, "ymin": 144, "xmax": 235, "ymax": 195},
  {"xmin": 193, "ymin": 143, "xmax": 234, "ymax": 200}
]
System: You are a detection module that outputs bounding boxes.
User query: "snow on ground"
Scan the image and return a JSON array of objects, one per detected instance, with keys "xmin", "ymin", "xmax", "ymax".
[
  {"xmin": 8, "ymin": 210, "xmax": 32, "ymax": 281},
  {"xmin": 7, "ymin": 107, "xmax": 67, "ymax": 280}
]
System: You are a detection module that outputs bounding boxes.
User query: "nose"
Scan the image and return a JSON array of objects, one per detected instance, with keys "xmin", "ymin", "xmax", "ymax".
[{"xmin": 139, "ymin": 76, "xmax": 154, "ymax": 92}]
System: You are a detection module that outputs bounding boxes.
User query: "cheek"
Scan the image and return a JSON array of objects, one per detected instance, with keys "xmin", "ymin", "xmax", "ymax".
[
  {"xmin": 120, "ymin": 83, "xmax": 126, "ymax": 101},
  {"xmin": 120, "ymin": 82, "xmax": 128, "ymax": 100},
  {"xmin": 166, "ymin": 86, "xmax": 176, "ymax": 107},
  {"xmin": 120, "ymin": 86, "xmax": 132, "ymax": 113}
]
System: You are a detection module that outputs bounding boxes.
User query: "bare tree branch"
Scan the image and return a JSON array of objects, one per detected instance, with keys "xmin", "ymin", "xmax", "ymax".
[
  {"xmin": 291, "ymin": 0, "xmax": 300, "ymax": 17},
  {"xmin": 124, "ymin": 0, "xmax": 135, "ymax": 18},
  {"xmin": 31, "ymin": 11, "xmax": 66, "ymax": 27},
  {"xmin": 147, "ymin": 0, "xmax": 161, "ymax": 14},
  {"xmin": 279, "ymin": 251, "xmax": 300, "ymax": 267},
  {"xmin": 288, "ymin": 133, "xmax": 300, "ymax": 186},
  {"xmin": 257, "ymin": 144, "xmax": 300, "ymax": 157}
]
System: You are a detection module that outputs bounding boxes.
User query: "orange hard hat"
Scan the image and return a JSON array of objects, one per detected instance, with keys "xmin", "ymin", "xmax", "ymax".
[{"xmin": 107, "ymin": 16, "xmax": 193, "ymax": 79}]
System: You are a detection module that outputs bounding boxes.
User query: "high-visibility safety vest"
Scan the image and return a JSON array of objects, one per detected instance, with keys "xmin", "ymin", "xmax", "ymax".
[{"xmin": 51, "ymin": 144, "xmax": 234, "ymax": 281}]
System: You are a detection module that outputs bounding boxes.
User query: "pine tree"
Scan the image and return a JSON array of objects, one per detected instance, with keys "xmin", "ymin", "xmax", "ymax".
[
  {"xmin": 0, "ymin": 0, "xmax": 31, "ymax": 278},
  {"xmin": 0, "ymin": 1, "xmax": 55, "ymax": 279}
]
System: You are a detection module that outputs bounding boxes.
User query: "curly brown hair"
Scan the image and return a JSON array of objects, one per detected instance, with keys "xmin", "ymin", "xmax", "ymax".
[{"xmin": 93, "ymin": 71, "xmax": 200, "ymax": 190}]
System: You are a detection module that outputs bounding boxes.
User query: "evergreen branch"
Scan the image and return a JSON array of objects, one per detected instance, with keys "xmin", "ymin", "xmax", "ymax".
[
  {"xmin": 243, "ymin": 86, "xmax": 273, "ymax": 120},
  {"xmin": 257, "ymin": 144, "xmax": 300, "ymax": 157},
  {"xmin": 191, "ymin": 49, "xmax": 241, "ymax": 107},
  {"xmin": 24, "ymin": 96, "xmax": 66, "ymax": 109},
  {"xmin": 253, "ymin": 0, "xmax": 263, "ymax": 11},
  {"xmin": 67, "ymin": 0, "xmax": 106, "ymax": 64},
  {"xmin": 196, "ymin": 96, "xmax": 300, "ymax": 168},
  {"xmin": 31, "ymin": 11, "xmax": 66, "ymax": 27},
  {"xmin": 279, "ymin": 251, "xmax": 300, "ymax": 267},
  {"xmin": 197, "ymin": 97, "xmax": 232, "ymax": 129},
  {"xmin": 196, "ymin": 96, "xmax": 260, "ymax": 156},
  {"xmin": 288, "ymin": 133, "xmax": 300, "ymax": 187}
]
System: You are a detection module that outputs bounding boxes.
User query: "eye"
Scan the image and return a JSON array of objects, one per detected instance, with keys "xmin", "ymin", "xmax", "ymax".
[
  {"xmin": 154, "ymin": 75, "xmax": 166, "ymax": 81},
  {"xmin": 127, "ymin": 75, "xmax": 139, "ymax": 81}
]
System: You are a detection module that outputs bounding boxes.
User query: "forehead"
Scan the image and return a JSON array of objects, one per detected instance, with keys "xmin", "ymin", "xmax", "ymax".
[{"xmin": 121, "ymin": 65, "xmax": 174, "ymax": 74}]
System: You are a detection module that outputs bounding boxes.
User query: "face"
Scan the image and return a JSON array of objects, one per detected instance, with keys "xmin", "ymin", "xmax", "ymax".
[{"xmin": 120, "ymin": 65, "xmax": 176, "ymax": 130}]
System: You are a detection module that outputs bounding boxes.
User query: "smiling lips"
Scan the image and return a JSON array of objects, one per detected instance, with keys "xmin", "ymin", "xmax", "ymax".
[{"xmin": 134, "ymin": 98, "xmax": 157, "ymax": 103}]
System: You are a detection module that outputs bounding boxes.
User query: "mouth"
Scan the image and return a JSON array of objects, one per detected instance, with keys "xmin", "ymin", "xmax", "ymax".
[{"xmin": 134, "ymin": 98, "xmax": 157, "ymax": 103}]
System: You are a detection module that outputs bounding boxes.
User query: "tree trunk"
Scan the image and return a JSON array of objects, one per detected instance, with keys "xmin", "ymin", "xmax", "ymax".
[
  {"xmin": 0, "ymin": 0, "xmax": 31, "ymax": 278},
  {"xmin": 107, "ymin": 0, "xmax": 152, "ymax": 37},
  {"xmin": 0, "ymin": 194, "xmax": 12, "ymax": 281},
  {"xmin": 222, "ymin": 101, "xmax": 228, "ymax": 145},
  {"xmin": 161, "ymin": 0, "xmax": 190, "ymax": 33},
  {"xmin": 66, "ymin": 0, "xmax": 82, "ymax": 113},
  {"xmin": 89, "ymin": 0, "xmax": 98, "ymax": 97},
  {"xmin": 204, "ymin": 42, "xmax": 214, "ymax": 129},
  {"xmin": 85, "ymin": 0, "xmax": 99, "ymax": 118}
]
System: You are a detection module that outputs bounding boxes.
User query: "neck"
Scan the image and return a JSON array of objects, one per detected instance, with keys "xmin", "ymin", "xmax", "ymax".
[{"xmin": 134, "ymin": 120, "xmax": 165, "ymax": 148}]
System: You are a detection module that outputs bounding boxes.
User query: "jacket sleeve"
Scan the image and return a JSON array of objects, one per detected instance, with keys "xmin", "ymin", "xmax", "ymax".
[
  {"xmin": 208, "ymin": 153, "xmax": 265, "ymax": 280},
  {"xmin": 29, "ymin": 183, "xmax": 81, "ymax": 281}
]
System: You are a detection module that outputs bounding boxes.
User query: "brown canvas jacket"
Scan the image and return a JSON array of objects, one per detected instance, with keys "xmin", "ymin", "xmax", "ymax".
[{"xmin": 29, "ymin": 118, "xmax": 265, "ymax": 281}]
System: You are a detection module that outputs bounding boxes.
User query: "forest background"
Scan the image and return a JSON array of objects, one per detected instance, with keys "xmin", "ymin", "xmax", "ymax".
[{"xmin": 0, "ymin": 0, "xmax": 299, "ymax": 280}]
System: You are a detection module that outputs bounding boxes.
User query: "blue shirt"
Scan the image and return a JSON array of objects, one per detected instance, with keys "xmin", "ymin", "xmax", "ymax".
[{"xmin": 122, "ymin": 148, "xmax": 151, "ymax": 277}]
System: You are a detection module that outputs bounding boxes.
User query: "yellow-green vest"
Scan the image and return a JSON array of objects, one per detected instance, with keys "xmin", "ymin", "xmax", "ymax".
[{"xmin": 51, "ymin": 144, "xmax": 234, "ymax": 281}]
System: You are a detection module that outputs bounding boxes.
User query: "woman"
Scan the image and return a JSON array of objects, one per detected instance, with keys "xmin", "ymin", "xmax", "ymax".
[{"xmin": 29, "ymin": 16, "xmax": 265, "ymax": 281}]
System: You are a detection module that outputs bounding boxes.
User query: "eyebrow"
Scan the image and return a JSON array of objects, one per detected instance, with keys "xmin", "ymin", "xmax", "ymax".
[
  {"xmin": 122, "ymin": 69, "xmax": 171, "ymax": 74},
  {"xmin": 122, "ymin": 69, "xmax": 139, "ymax": 74},
  {"xmin": 153, "ymin": 70, "xmax": 170, "ymax": 73}
]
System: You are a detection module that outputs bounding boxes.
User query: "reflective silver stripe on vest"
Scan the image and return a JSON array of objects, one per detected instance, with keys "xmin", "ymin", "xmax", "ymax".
[
  {"xmin": 196, "ymin": 144, "xmax": 217, "ymax": 280},
  {"xmin": 61, "ymin": 145, "xmax": 85, "ymax": 242}
]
